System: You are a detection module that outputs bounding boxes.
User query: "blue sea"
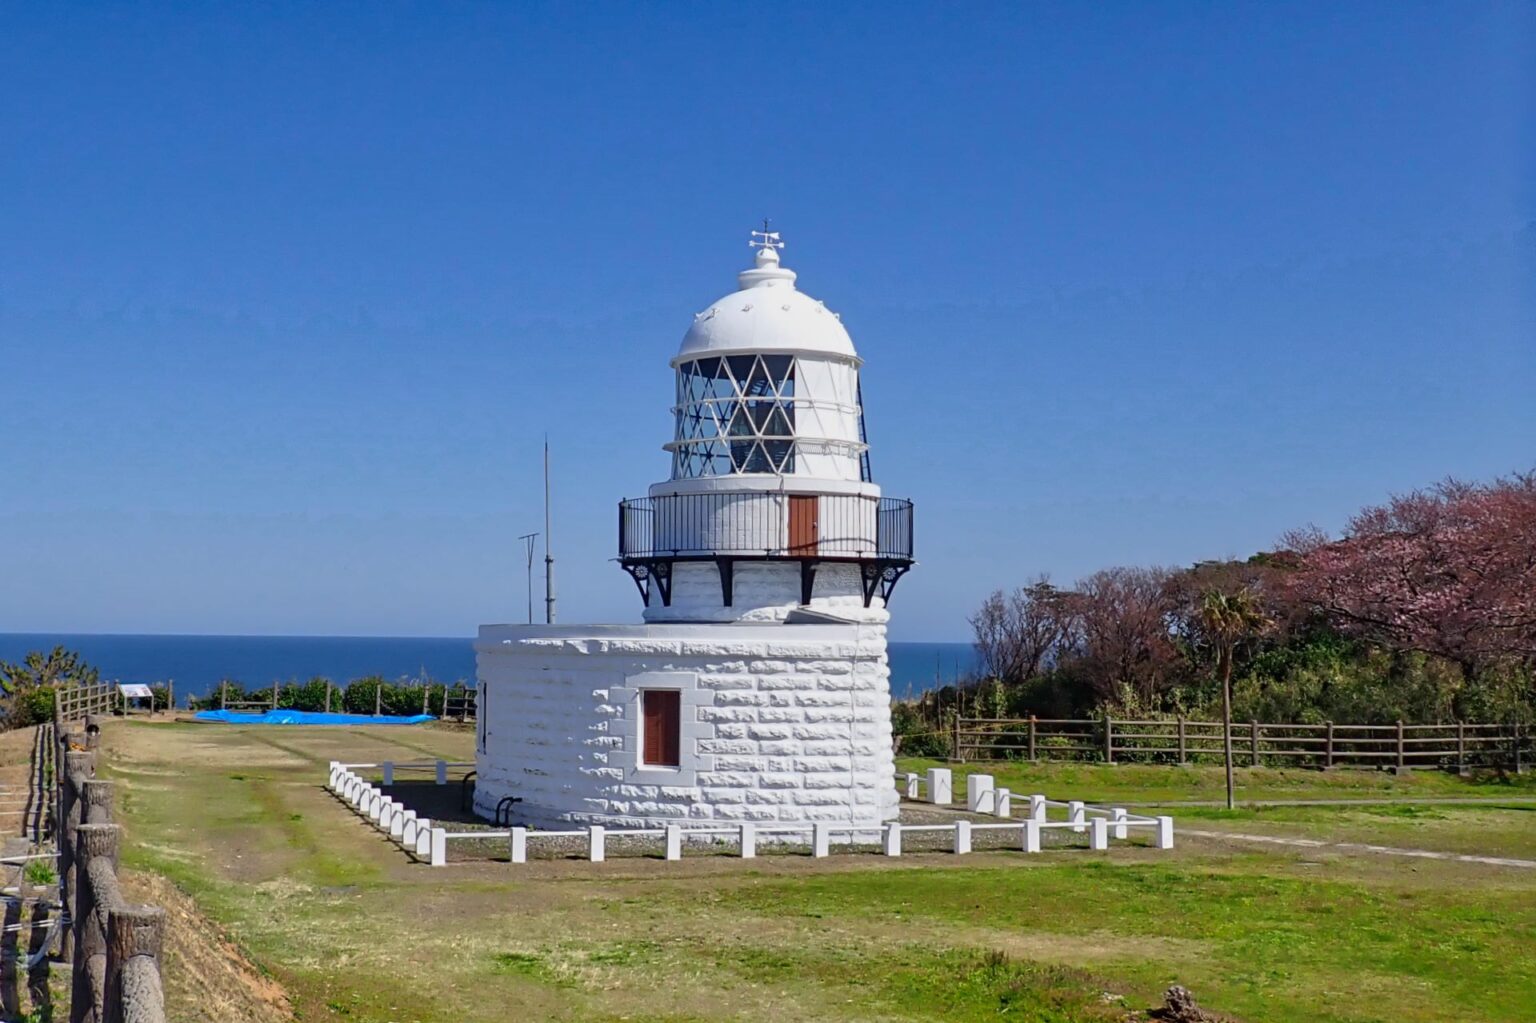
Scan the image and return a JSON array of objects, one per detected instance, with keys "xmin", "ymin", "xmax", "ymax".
[{"xmin": 0, "ymin": 633, "xmax": 976, "ymax": 699}]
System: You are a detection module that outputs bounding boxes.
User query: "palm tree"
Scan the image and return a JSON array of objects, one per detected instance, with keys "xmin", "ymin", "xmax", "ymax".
[{"xmin": 1199, "ymin": 589, "xmax": 1273, "ymax": 810}]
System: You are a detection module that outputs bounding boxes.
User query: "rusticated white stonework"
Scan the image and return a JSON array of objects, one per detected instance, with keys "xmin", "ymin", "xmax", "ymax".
[{"xmin": 472, "ymin": 619, "xmax": 900, "ymax": 831}]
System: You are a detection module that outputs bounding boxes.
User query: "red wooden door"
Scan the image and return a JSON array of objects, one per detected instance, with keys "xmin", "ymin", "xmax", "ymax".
[
  {"xmin": 788, "ymin": 495, "xmax": 819, "ymax": 554},
  {"xmin": 642, "ymin": 690, "xmax": 681, "ymax": 767}
]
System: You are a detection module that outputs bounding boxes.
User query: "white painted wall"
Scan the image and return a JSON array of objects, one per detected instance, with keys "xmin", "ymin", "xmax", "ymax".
[{"xmin": 473, "ymin": 621, "xmax": 899, "ymax": 832}]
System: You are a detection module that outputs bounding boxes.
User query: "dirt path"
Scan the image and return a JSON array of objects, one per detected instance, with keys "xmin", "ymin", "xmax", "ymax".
[{"xmin": 1181, "ymin": 827, "xmax": 1536, "ymax": 869}]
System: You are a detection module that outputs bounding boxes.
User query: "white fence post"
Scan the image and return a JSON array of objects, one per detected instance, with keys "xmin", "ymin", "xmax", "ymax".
[
  {"xmin": 966, "ymin": 774, "xmax": 995, "ymax": 814},
  {"xmin": 430, "ymin": 827, "xmax": 447, "ymax": 867},
  {"xmin": 510, "ymin": 826, "xmax": 527, "ymax": 864},
  {"xmin": 403, "ymin": 819, "xmax": 418, "ymax": 846},
  {"xmin": 588, "ymin": 825, "xmax": 605, "ymax": 863},
  {"xmin": 414, "ymin": 818, "xmax": 432, "ymax": 858},
  {"xmin": 904, "ymin": 773, "xmax": 919, "ymax": 799},
  {"xmin": 1069, "ymin": 801, "xmax": 1086, "ymax": 833},
  {"xmin": 1023, "ymin": 818, "xmax": 1041, "ymax": 853},
  {"xmin": 665, "ymin": 825, "xmax": 682, "ymax": 861},
  {"xmin": 435, "ymin": 760, "xmax": 448, "ymax": 785},
  {"xmin": 392, "ymin": 809, "xmax": 412, "ymax": 840},
  {"xmin": 382, "ymin": 761, "xmax": 394, "ymax": 786},
  {"xmin": 1156, "ymin": 816, "xmax": 1174, "ymax": 850},
  {"xmin": 1029, "ymin": 794, "xmax": 1047, "ymax": 822},
  {"xmin": 1090, "ymin": 817, "xmax": 1108, "ymax": 851},
  {"xmin": 739, "ymin": 823, "xmax": 756, "ymax": 859},
  {"xmin": 883, "ymin": 822, "xmax": 902, "ymax": 857},
  {"xmin": 994, "ymin": 788, "xmax": 1012, "ymax": 818},
  {"xmin": 812, "ymin": 823, "xmax": 831, "ymax": 858},
  {"xmin": 1111, "ymin": 807, "xmax": 1128, "ymax": 840},
  {"xmin": 926, "ymin": 768, "xmax": 952, "ymax": 805},
  {"xmin": 954, "ymin": 819, "xmax": 972, "ymax": 855}
]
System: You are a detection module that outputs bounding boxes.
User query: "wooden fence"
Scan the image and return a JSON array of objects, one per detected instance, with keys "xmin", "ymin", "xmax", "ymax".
[
  {"xmin": 54, "ymin": 684, "xmax": 120, "ymax": 723},
  {"xmin": 54, "ymin": 712, "xmax": 166, "ymax": 1023},
  {"xmin": 955, "ymin": 716, "xmax": 1530, "ymax": 772}
]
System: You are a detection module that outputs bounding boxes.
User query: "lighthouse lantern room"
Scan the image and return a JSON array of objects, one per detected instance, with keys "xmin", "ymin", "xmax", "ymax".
[{"xmin": 474, "ymin": 229, "xmax": 915, "ymax": 834}]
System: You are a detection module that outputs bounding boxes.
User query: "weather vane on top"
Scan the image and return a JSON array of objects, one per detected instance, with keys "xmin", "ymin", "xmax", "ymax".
[{"xmin": 749, "ymin": 218, "xmax": 784, "ymax": 252}]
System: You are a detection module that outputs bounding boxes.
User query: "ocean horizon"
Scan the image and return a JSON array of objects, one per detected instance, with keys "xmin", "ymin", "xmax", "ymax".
[{"xmin": 0, "ymin": 632, "xmax": 978, "ymax": 699}]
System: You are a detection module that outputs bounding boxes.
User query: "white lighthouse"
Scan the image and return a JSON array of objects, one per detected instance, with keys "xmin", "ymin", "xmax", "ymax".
[{"xmin": 473, "ymin": 229, "xmax": 914, "ymax": 833}]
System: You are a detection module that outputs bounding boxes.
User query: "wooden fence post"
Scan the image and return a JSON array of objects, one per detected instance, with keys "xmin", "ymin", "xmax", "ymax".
[
  {"xmin": 1250, "ymin": 721, "xmax": 1260, "ymax": 767},
  {"xmin": 442, "ymin": 686, "xmax": 450, "ymax": 720},
  {"xmin": 325, "ymin": 680, "xmax": 332, "ymax": 714},
  {"xmin": 104, "ymin": 905, "xmax": 165, "ymax": 1023},
  {"xmin": 1456, "ymin": 721, "xmax": 1466, "ymax": 773},
  {"xmin": 953, "ymin": 715, "xmax": 963, "ymax": 763},
  {"xmin": 272, "ymin": 681, "xmax": 280, "ymax": 711},
  {"xmin": 220, "ymin": 682, "xmax": 227, "ymax": 710},
  {"xmin": 1103, "ymin": 714, "xmax": 1114, "ymax": 764},
  {"xmin": 1396, "ymin": 720, "xmax": 1405, "ymax": 773},
  {"xmin": 166, "ymin": 680, "xmax": 174, "ymax": 714},
  {"xmin": 71, "ymin": 823, "xmax": 121, "ymax": 1023},
  {"xmin": 1027, "ymin": 716, "xmax": 1036, "ymax": 762},
  {"xmin": 1325, "ymin": 721, "xmax": 1334, "ymax": 769},
  {"xmin": 81, "ymin": 779, "xmax": 114, "ymax": 826},
  {"xmin": 1177, "ymin": 716, "xmax": 1187, "ymax": 764},
  {"xmin": 1515, "ymin": 720, "xmax": 1525, "ymax": 775},
  {"xmin": 375, "ymin": 684, "xmax": 382, "ymax": 717},
  {"xmin": 422, "ymin": 684, "xmax": 429, "ymax": 715},
  {"xmin": 59, "ymin": 750, "xmax": 95, "ymax": 963}
]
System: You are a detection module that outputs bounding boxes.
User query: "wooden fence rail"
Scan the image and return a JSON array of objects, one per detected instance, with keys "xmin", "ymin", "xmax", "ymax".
[
  {"xmin": 53, "ymin": 711, "xmax": 167, "ymax": 1023},
  {"xmin": 955, "ymin": 716, "xmax": 1529, "ymax": 772}
]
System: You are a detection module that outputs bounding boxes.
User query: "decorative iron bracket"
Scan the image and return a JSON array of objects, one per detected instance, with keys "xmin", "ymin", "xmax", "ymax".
[
  {"xmin": 861, "ymin": 560, "xmax": 911, "ymax": 607},
  {"xmin": 620, "ymin": 560, "xmax": 674, "ymax": 607}
]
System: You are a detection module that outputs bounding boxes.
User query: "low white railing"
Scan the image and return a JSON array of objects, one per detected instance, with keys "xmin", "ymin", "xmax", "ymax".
[{"xmin": 327, "ymin": 762, "xmax": 1173, "ymax": 867}]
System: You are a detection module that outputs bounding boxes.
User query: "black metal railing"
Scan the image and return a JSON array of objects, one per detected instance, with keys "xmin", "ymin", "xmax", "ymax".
[{"xmin": 619, "ymin": 493, "xmax": 913, "ymax": 561}]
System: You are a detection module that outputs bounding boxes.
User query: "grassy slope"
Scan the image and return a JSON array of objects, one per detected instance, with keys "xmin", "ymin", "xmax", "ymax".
[{"xmin": 105, "ymin": 722, "xmax": 1536, "ymax": 1023}]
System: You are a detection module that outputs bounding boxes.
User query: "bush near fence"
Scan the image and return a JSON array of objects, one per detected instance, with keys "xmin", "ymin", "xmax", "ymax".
[{"xmin": 197, "ymin": 676, "xmax": 475, "ymax": 718}]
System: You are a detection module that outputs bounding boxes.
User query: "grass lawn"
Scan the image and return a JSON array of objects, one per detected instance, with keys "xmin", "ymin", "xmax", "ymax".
[{"xmin": 99, "ymin": 721, "xmax": 1536, "ymax": 1022}]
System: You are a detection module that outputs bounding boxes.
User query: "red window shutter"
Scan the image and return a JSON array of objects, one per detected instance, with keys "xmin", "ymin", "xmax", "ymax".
[{"xmin": 642, "ymin": 690, "xmax": 682, "ymax": 767}]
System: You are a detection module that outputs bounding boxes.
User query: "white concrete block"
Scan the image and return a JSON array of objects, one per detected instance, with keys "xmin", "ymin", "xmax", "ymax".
[
  {"xmin": 1156, "ymin": 815, "xmax": 1174, "ymax": 850},
  {"xmin": 994, "ymin": 788, "xmax": 1012, "ymax": 818},
  {"xmin": 739, "ymin": 822, "xmax": 756, "ymax": 858},
  {"xmin": 966, "ymin": 774, "xmax": 995, "ymax": 814},
  {"xmin": 812, "ymin": 822, "xmax": 831, "ymax": 858},
  {"xmin": 1111, "ymin": 807, "xmax": 1128, "ymax": 840},
  {"xmin": 430, "ymin": 827, "xmax": 447, "ymax": 867},
  {"xmin": 1023, "ymin": 819, "xmax": 1041, "ymax": 854},
  {"xmin": 927, "ymin": 768, "xmax": 952, "ymax": 805},
  {"xmin": 510, "ymin": 826, "xmax": 527, "ymax": 864},
  {"xmin": 905, "ymin": 773, "xmax": 920, "ymax": 799},
  {"xmin": 665, "ymin": 825, "xmax": 682, "ymax": 861},
  {"xmin": 1069, "ymin": 801, "xmax": 1086, "ymax": 833},
  {"xmin": 883, "ymin": 822, "xmax": 902, "ymax": 857},
  {"xmin": 414, "ymin": 818, "xmax": 432, "ymax": 857},
  {"xmin": 1090, "ymin": 817, "xmax": 1108, "ymax": 851},
  {"xmin": 588, "ymin": 825, "xmax": 605, "ymax": 863},
  {"xmin": 1030, "ymin": 794, "xmax": 1047, "ymax": 822},
  {"xmin": 954, "ymin": 819, "xmax": 971, "ymax": 855}
]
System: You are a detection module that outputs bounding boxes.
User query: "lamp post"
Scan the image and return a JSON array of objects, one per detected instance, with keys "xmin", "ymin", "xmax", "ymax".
[{"xmin": 518, "ymin": 532, "xmax": 539, "ymax": 625}]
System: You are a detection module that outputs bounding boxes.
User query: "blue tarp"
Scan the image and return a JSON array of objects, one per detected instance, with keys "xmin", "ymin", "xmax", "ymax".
[{"xmin": 193, "ymin": 709, "xmax": 435, "ymax": 726}]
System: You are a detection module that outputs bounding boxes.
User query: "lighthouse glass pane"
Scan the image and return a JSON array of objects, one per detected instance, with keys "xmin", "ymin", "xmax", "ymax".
[{"xmin": 673, "ymin": 356, "xmax": 804, "ymax": 477}]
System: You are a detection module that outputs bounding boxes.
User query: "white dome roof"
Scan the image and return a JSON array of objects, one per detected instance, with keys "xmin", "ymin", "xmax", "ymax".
[{"xmin": 675, "ymin": 244, "xmax": 858, "ymax": 364}]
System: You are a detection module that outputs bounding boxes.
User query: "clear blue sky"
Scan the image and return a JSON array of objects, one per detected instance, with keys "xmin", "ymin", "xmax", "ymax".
[{"xmin": 2, "ymin": 3, "xmax": 1532, "ymax": 641}]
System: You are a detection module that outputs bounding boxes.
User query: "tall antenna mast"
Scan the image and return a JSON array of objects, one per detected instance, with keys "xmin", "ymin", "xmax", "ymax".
[{"xmin": 544, "ymin": 437, "xmax": 556, "ymax": 624}]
